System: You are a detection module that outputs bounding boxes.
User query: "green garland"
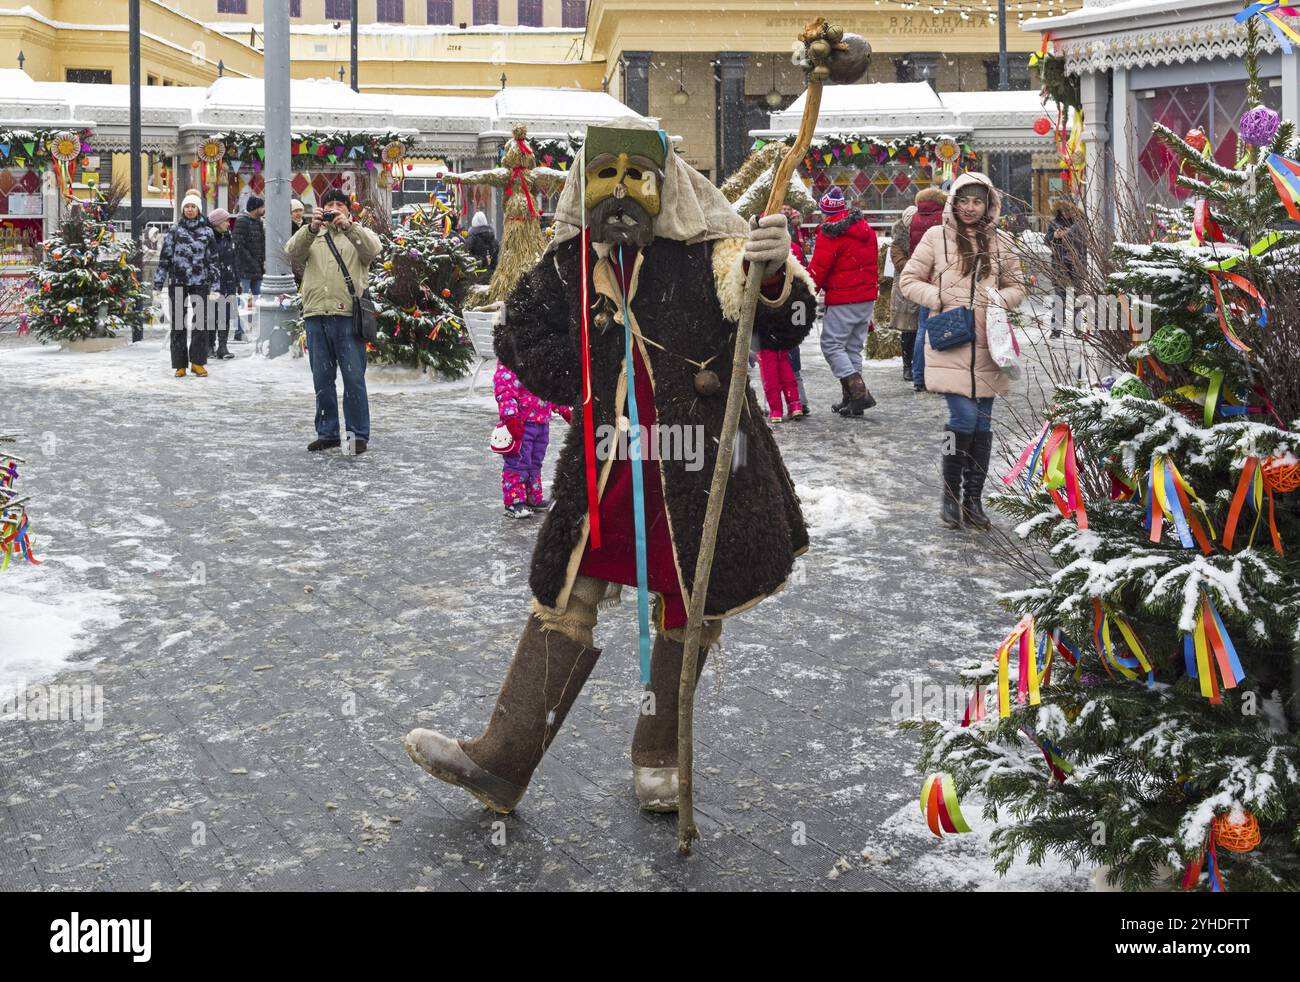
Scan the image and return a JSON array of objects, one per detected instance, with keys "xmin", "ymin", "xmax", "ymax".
[
  {"xmin": 526, "ymin": 137, "xmax": 581, "ymax": 171},
  {"xmin": 1036, "ymin": 52, "xmax": 1081, "ymax": 115},
  {"xmin": 212, "ymin": 130, "xmax": 416, "ymax": 170},
  {"xmin": 0, "ymin": 127, "xmax": 95, "ymax": 169},
  {"xmin": 755, "ymin": 132, "xmax": 979, "ymax": 173}
]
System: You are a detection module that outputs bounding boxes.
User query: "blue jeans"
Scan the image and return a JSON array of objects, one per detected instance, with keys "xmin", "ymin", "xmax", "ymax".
[
  {"xmin": 912, "ymin": 307, "xmax": 929, "ymax": 384},
  {"xmin": 944, "ymin": 394, "xmax": 994, "ymax": 433},
  {"xmin": 240, "ymin": 276, "xmax": 263, "ymax": 297},
  {"xmin": 307, "ymin": 315, "xmax": 370, "ymax": 442}
]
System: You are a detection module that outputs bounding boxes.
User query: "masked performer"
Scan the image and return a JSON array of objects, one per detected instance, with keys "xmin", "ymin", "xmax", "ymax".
[{"xmin": 405, "ymin": 118, "xmax": 815, "ymax": 813}]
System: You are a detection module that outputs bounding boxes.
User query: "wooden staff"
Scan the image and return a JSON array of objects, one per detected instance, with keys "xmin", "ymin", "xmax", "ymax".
[{"xmin": 676, "ymin": 18, "xmax": 870, "ymax": 854}]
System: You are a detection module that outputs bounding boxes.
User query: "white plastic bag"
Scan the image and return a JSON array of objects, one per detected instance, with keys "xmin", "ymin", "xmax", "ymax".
[{"xmin": 985, "ymin": 286, "xmax": 1022, "ymax": 380}]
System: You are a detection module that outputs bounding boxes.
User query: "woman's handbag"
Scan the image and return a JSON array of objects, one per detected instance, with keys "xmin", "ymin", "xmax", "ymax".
[
  {"xmin": 926, "ymin": 255, "xmax": 980, "ymax": 352},
  {"xmin": 323, "ymin": 231, "xmax": 379, "ymax": 343}
]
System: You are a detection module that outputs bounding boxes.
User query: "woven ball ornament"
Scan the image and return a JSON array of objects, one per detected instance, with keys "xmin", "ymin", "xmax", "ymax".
[
  {"xmin": 1263, "ymin": 456, "xmax": 1300, "ymax": 493},
  {"xmin": 1211, "ymin": 810, "xmax": 1260, "ymax": 853},
  {"xmin": 1109, "ymin": 373, "xmax": 1153, "ymax": 401},
  {"xmin": 1150, "ymin": 325, "xmax": 1193, "ymax": 364},
  {"xmin": 1239, "ymin": 105, "xmax": 1281, "ymax": 148}
]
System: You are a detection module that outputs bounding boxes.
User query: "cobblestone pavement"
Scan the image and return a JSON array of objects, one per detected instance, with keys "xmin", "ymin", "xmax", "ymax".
[{"xmin": 0, "ymin": 328, "xmax": 1089, "ymax": 891}]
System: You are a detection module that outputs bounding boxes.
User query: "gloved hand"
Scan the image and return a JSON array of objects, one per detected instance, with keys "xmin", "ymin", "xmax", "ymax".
[
  {"xmin": 744, "ymin": 213, "xmax": 792, "ymax": 276},
  {"xmin": 557, "ymin": 406, "xmax": 573, "ymax": 424},
  {"xmin": 503, "ymin": 416, "xmax": 524, "ymax": 443}
]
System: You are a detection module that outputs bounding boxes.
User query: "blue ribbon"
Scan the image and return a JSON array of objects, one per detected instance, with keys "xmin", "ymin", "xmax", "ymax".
[
  {"xmin": 618, "ymin": 246, "xmax": 653, "ymax": 686},
  {"xmin": 1236, "ymin": 2, "xmax": 1294, "ymax": 54}
]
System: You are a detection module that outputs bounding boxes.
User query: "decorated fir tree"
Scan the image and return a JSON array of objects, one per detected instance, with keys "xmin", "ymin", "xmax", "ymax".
[
  {"xmin": 26, "ymin": 183, "xmax": 148, "ymax": 344},
  {"xmin": 368, "ymin": 218, "xmax": 477, "ymax": 376},
  {"xmin": 911, "ymin": 30, "xmax": 1300, "ymax": 891}
]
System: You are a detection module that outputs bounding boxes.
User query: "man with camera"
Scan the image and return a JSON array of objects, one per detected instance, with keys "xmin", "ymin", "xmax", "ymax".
[{"xmin": 285, "ymin": 190, "xmax": 383, "ymax": 454}]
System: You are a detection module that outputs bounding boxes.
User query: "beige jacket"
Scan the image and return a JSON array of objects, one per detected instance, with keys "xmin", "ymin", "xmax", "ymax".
[
  {"xmin": 897, "ymin": 172, "xmax": 1024, "ymax": 399},
  {"xmin": 286, "ymin": 221, "xmax": 383, "ymax": 320}
]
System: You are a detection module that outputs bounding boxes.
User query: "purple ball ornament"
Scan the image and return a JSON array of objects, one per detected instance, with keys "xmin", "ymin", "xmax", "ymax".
[
  {"xmin": 1079, "ymin": 672, "xmax": 1101, "ymax": 688},
  {"xmin": 1239, "ymin": 105, "xmax": 1281, "ymax": 148}
]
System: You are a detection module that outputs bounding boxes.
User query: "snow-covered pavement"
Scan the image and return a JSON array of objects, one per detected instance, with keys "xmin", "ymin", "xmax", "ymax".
[{"xmin": 0, "ymin": 329, "xmax": 1089, "ymax": 890}]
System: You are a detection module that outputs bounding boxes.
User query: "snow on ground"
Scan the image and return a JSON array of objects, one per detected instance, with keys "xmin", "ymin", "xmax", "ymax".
[
  {"xmin": 795, "ymin": 482, "xmax": 888, "ymax": 535},
  {"xmin": 862, "ymin": 792, "xmax": 1093, "ymax": 892},
  {"xmin": 0, "ymin": 564, "xmax": 121, "ymax": 689}
]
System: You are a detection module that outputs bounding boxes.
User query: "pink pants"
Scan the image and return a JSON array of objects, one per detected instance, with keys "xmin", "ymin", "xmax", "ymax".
[{"xmin": 757, "ymin": 349, "xmax": 801, "ymax": 418}]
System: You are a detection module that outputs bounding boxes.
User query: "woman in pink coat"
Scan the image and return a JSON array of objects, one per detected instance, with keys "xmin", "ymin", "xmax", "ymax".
[{"xmin": 897, "ymin": 172, "xmax": 1024, "ymax": 531}]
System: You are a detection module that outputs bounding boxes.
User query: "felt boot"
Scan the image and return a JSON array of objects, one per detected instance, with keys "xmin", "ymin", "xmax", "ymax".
[
  {"xmin": 830, "ymin": 376, "xmax": 851, "ymax": 414},
  {"xmin": 838, "ymin": 373, "xmax": 877, "ymax": 416},
  {"xmin": 630, "ymin": 631, "xmax": 712, "ymax": 812},
  {"xmin": 962, "ymin": 430, "xmax": 994, "ymax": 531},
  {"xmin": 942, "ymin": 429, "xmax": 966, "ymax": 529},
  {"xmin": 405, "ymin": 613, "xmax": 601, "ymax": 813}
]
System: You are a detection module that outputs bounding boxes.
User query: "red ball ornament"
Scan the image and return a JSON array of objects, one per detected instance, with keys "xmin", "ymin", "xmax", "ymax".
[
  {"xmin": 1185, "ymin": 127, "xmax": 1209, "ymax": 154},
  {"xmin": 1034, "ymin": 117, "xmax": 1053, "ymax": 136},
  {"xmin": 99, "ymin": 271, "xmax": 109, "ymax": 280},
  {"xmin": 440, "ymin": 288, "xmax": 452, "ymax": 298}
]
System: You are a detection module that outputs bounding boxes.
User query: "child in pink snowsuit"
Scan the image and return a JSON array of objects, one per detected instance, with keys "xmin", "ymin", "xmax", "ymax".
[
  {"xmin": 756, "ymin": 331, "xmax": 803, "ymax": 423},
  {"xmin": 494, "ymin": 360, "xmax": 571, "ymax": 515}
]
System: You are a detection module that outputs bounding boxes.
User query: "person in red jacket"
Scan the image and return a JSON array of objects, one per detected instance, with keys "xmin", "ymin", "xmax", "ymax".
[
  {"xmin": 907, "ymin": 185, "xmax": 949, "ymax": 391},
  {"xmin": 809, "ymin": 188, "xmax": 878, "ymax": 416}
]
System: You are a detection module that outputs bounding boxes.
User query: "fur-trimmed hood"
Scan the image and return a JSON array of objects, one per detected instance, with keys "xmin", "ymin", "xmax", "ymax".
[
  {"xmin": 819, "ymin": 208, "xmax": 871, "ymax": 239},
  {"xmin": 942, "ymin": 171, "xmax": 1002, "ymax": 228},
  {"xmin": 915, "ymin": 186, "xmax": 948, "ymax": 207}
]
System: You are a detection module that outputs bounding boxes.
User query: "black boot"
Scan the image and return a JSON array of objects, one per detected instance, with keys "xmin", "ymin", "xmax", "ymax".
[
  {"xmin": 900, "ymin": 330, "xmax": 916, "ymax": 382},
  {"xmin": 831, "ymin": 376, "xmax": 851, "ymax": 414},
  {"xmin": 838, "ymin": 373, "xmax": 877, "ymax": 416},
  {"xmin": 941, "ymin": 429, "xmax": 966, "ymax": 529},
  {"xmin": 963, "ymin": 430, "xmax": 994, "ymax": 531}
]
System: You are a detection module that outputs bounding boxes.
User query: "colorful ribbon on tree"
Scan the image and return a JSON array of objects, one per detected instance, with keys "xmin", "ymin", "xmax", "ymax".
[
  {"xmin": 1183, "ymin": 590, "xmax": 1245, "ymax": 703},
  {"xmin": 920, "ymin": 773, "xmax": 971, "ymax": 837},
  {"xmin": 995, "ymin": 614, "xmax": 1039, "ymax": 716},
  {"xmin": 1020, "ymin": 726, "xmax": 1074, "ymax": 783},
  {"xmin": 1036, "ymin": 626, "xmax": 1083, "ymax": 687},
  {"xmin": 1265, "ymin": 152, "xmax": 1300, "ymax": 220},
  {"xmin": 1235, "ymin": 3, "xmax": 1300, "ymax": 54},
  {"xmin": 1182, "ymin": 829, "xmax": 1227, "ymax": 891},
  {"xmin": 1003, "ymin": 421, "xmax": 1088, "ymax": 529},
  {"xmin": 1146, "ymin": 454, "xmax": 1216, "ymax": 554},
  {"xmin": 1092, "ymin": 599, "xmax": 1154, "ymax": 685},
  {"xmin": 1223, "ymin": 455, "xmax": 1284, "ymax": 554},
  {"xmin": 1189, "ymin": 199, "xmax": 1225, "ymax": 246}
]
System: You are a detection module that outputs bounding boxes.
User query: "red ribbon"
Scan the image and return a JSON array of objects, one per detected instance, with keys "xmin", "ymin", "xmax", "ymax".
[{"xmin": 507, "ymin": 167, "xmax": 538, "ymax": 217}]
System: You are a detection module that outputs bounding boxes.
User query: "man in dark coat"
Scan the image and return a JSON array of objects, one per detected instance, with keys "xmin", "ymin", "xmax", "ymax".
[
  {"xmin": 465, "ymin": 210, "xmax": 499, "ymax": 272},
  {"xmin": 405, "ymin": 118, "xmax": 815, "ymax": 816},
  {"xmin": 232, "ymin": 194, "xmax": 266, "ymax": 296}
]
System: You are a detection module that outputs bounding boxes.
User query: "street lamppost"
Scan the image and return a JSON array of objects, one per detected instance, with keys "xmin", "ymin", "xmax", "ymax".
[
  {"xmin": 129, "ymin": 0, "xmax": 144, "ymax": 342},
  {"xmin": 258, "ymin": 0, "xmax": 295, "ymax": 357},
  {"xmin": 351, "ymin": 0, "xmax": 359, "ymax": 93}
]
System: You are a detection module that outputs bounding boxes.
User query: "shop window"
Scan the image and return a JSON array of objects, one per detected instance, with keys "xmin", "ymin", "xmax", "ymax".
[
  {"xmin": 518, "ymin": 0, "xmax": 542, "ymax": 26},
  {"xmin": 325, "ymin": 0, "xmax": 353, "ymax": 19},
  {"xmin": 1135, "ymin": 78, "xmax": 1283, "ymax": 204},
  {"xmin": 895, "ymin": 53, "xmax": 938, "ymax": 87},
  {"xmin": 377, "ymin": 0, "xmax": 405, "ymax": 22},
  {"xmin": 216, "ymin": 0, "xmax": 248, "ymax": 13},
  {"xmin": 983, "ymin": 54, "xmax": 1031, "ymax": 90},
  {"xmin": 427, "ymin": 0, "xmax": 453, "ymax": 23},
  {"xmin": 561, "ymin": 0, "xmax": 586, "ymax": 28},
  {"xmin": 66, "ymin": 68, "xmax": 112, "ymax": 84},
  {"xmin": 474, "ymin": 0, "xmax": 499, "ymax": 25}
]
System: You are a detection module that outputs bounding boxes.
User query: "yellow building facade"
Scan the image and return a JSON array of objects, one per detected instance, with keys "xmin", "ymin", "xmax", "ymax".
[{"xmin": 1, "ymin": 0, "xmax": 1078, "ymax": 186}]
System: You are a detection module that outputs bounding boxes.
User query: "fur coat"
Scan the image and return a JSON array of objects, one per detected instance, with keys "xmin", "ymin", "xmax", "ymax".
[{"xmin": 496, "ymin": 235, "xmax": 816, "ymax": 618}]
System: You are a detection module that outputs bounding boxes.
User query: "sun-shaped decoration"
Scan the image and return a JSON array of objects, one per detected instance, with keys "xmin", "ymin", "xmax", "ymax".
[
  {"xmin": 49, "ymin": 131, "xmax": 81, "ymax": 163},
  {"xmin": 199, "ymin": 138, "xmax": 226, "ymax": 164},
  {"xmin": 933, "ymin": 136, "xmax": 960, "ymax": 181}
]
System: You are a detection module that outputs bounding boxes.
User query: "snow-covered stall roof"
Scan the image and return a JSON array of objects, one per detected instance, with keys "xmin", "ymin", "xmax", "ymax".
[
  {"xmin": 754, "ymin": 83, "xmax": 1049, "ymax": 152},
  {"xmin": 0, "ymin": 72, "xmax": 646, "ymax": 159}
]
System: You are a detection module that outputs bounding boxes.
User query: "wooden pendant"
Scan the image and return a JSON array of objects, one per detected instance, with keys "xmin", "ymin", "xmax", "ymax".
[{"xmin": 693, "ymin": 369, "xmax": 721, "ymax": 396}]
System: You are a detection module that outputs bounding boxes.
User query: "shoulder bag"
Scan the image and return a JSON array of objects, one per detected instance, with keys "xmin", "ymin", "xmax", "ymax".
[
  {"xmin": 322, "ymin": 229, "xmax": 379, "ymax": 343},
  {"xmin": 925, "ymin": 232, "xmax": 980, "ymax": 352}
]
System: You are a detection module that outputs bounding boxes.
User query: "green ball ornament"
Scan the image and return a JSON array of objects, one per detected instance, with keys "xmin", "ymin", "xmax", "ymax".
[
  {"xmin": 1110, "ymin": 373, "xmax": 1153, "ymax": 401},
  {"xmin": 1150, "ymin": 325, "xmax": 1192, "ymax": 365}
]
